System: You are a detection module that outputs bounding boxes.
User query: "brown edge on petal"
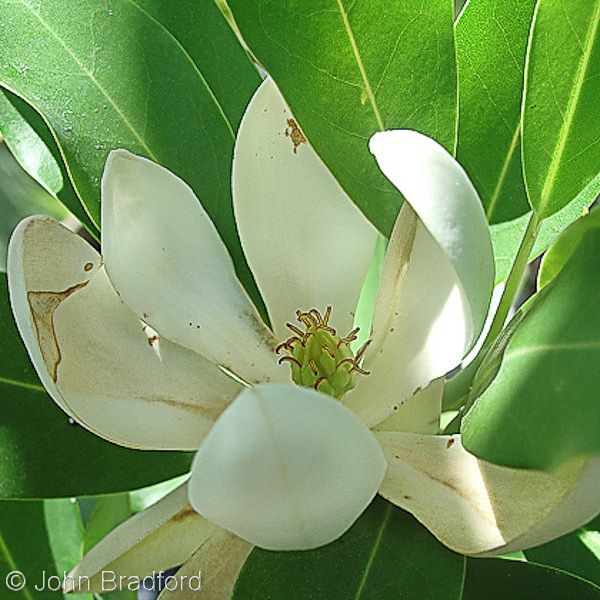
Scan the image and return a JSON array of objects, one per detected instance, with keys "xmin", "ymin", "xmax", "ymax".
[
  {"xmin": 27, "ymin": 281, "xmax": 89, "ymax": 382},
  {"xmin": 171, "ymin": 506, "xmax": 198, "ymax": 523}
]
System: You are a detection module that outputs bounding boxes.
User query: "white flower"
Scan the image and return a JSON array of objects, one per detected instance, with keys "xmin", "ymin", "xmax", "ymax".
[{"xmin": 8, "ymin": 79, "xmax": 599, "ymax": 596}]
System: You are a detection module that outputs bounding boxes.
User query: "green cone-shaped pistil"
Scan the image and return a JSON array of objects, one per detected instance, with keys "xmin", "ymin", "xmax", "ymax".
[{"xmin": 276, "ymin": 308, "xmax": 370, "ymax": 400}]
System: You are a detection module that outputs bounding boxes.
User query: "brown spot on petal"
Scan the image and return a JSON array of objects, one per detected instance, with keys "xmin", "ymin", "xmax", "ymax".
[
  {"xmin": 84, "ymin": 262, "xmax": 94, "ymax": 272},
  {"xmin": 284, "ymin": 119, "xmax": 306, "ymax": 154},
  {"xmin": 28, "ymin": 282, "xmax": 89, "ymax": 382},
  {"xmin": 446, "ymin": 438, "xmax": 455, "ymax": 449}
]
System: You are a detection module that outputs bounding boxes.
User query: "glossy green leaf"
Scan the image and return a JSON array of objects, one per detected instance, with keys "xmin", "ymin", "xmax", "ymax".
[
  {"xmin": 233, "ymin": 497, "xmax": 465, "ymax": 600},
  {"xmin": 522, "ymin": 0, "xmax": 600, "ymax": 219},
  {"xmin": 524, "ymin": 515, "xmax": 600, "ymax": 588},
  {"xmin": 491, "ymin": 171, "xmax": 599, "ymax": 283},
  {"xmin": 0, "ymin": 142, "xmax": 67, "ymax": 271},
  {"xmin": 0, "ymin": 500, "xmax": 63, "ymax": 599},
  {"xmin": 44, "ymin": 499, "xmax": 92, "ymax": 600},
  {"xmin": 0, "ymin": 0, "xmax": 261, "ymax": 302},
  {"xmin": 539, "ymin": 204, "xmax": 600, "ymax": 288},
  {"xmin": 132, "ymin": 0, "xmax": 260, "ymax": 129},
  {"xmin": 456, "ymin": 0, "xmax": 535, "ymax": 223},
  {"xmin": 462, "ymin": 224, "xmax": 600, "ymax": 468},
  {"xmin": 0, "ymin": 89, "xmax": 96, "ymax": 234},
  {"xmin": 228, "ymin": 0, "xmax": 457, "ymax": 237},
  {"xmin": 0, "ymin": 272, "xmax": 192, "ymax": 498},
  {"xmin": 463, "ymin": 557, "xmax": 600, "ymax": 598}
]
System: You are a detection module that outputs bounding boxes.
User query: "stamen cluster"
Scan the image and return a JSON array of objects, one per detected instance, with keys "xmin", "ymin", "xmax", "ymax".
[{"xmin": 276, "ymin": 307, "xmax": 370, "ymax": 399}]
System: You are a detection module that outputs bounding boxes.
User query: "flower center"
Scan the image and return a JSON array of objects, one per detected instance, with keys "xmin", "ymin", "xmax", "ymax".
[{"xmin": 276, "ymin": 307, "xmax": 370, "ymax": 399}]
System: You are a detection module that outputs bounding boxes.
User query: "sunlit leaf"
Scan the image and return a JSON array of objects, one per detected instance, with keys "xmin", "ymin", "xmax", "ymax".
[
  {"xmin": 0, "ymin": 0, "xmax": 261, "ymax": 302},
  {"xmin": 522, "ymin": 0, "xmax": 600, "ymax": 219},
  {"xmin": 490, "ymin": 171, "xmax": 599, "ymax": 283},
  {"xmin": 538, "ymin": 203, "xmax": 600, "ymax": 288},
  {"xmin": 456, "ymin": 0, "xmax": 535, "ymax": 223},
  {"xmin": 462, "ymin": 224, "xmax": 600, "ymax": 468},
  {"xmin": 0, "ymin": 89, "xmax": 96, "ymax": 233},
  {"xmin": 133, "ymin": 0, "xmax": 260, "ymax": 129},
  {"xmin": 228, "ymin": 0, "xmax": 457, "ymax": 236}
]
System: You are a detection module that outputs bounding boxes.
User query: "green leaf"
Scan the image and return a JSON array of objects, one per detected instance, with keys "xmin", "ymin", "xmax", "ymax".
[
  {"xmin": 0, "ymin": 272, "xmax": 192, "ymax": 498},
  {"xmin": 82, "ymin": 494, "xmax": 131, "ymax": 554},
  {"xmin": 0, "ymin": 142, "xmax": 67, "ymax": 272},
  {"xmin": 0, "ymin": 500, "xmax": 68, "ymax": 599},
  {"xmin": 0, "ymin": 0, "xmax": 260, "ymax": 303},
  {"xmin": 132, "ymin": 0, "xmax": 260, "ymax": 129},
  {"xmin": 490, "ymin": 171, "xmax": 599, "ymax": 283},
  {"xmin": 522, "ymin": 0, "xmax": 600, "ymax": 219},
  {"xmin": 44, "ymin": 499, "xmax": 92, "ymax": 600},
  {"xmin": 228, "ymin": 0, "xmax": 457, "ymax": 237},
  {"xmin": 461, "ymin": 222, "xmax": 600, "ymax": 469},
  {"xmin": 456, "ymin": 0, "xmax": 535, "ymax": 224},
  {"xmin": 463, "ymin": 557, "xmax": 600, "ymax": 598},
  {"xmin": 80, "ymin": 495, "xmax": 136, "ymax": 600},
  {"xmin": 0, "ymin": 89, "xmax": 97, "ymax": 234},
  {"xmin": 233, "ymin": 497, "xmax": 465, "ymax": 600},
  {"xmin": 524, "ymin": 515, "xmax": 600, "ymax": 588},
  {"xmin": 539, "ymin": 203, "xmax": 600, "ymax": 288}
]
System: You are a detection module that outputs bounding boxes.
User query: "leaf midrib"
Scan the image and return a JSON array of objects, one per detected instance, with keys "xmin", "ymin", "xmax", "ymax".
[
  {"xmin": 0, "ymin": 376, "xmax": 45, "ymax": 393},
  {"xmin": 486, "ymin": 123, "xmax": 520, "ymax": 220},
  {"xmin": 334, "ymin": 0, "xmax": 384, "ymax": 131},
  {"xmin": 536, "ymin": 0, "xmax": 600, "ymax": 215},
  {"xmin": 352, "ymin": 502, "xmax": 392, "ymax": 600}
]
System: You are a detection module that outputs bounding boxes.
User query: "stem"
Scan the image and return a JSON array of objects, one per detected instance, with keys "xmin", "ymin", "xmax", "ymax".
[{"xmin": 482, "ymin": 211, "xmax": 539, "ymax": 349}]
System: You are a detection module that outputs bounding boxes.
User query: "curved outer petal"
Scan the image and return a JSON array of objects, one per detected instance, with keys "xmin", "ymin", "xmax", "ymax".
[
  {"xmin": 376, "ymin": 431, "xmax": 600, "ymax": 556},
  {"xmin": 346, "ymin": 132, "xmax": 494, "ymax": 426},
  {"xmin": 101, "ymin": 150, "xmax": 283, "ymax": 385},
  {"xmin": 373, "ymin": 378, "xmax": 444, "ymax": 434},
  {"xmin": 65, "ymin": 483, "xmax": 218, "ymax": 593},
  {"xmin": 370, "ymin": 130, "xmax": 494, "ymax": 345},
  {"xmin": 8, "ymin": 217, "xmax": 241, "ymax": 450},
  {"xmin": 233, "ymin": 79, "xmax": 377, "ymax": 339},
  {"xmin": 158, "ymin": 530, "xmax": 252, "ymax": 600},
  {"xmin": 188, "ymin": 384, "xmax": 387, "ymax": 550}
]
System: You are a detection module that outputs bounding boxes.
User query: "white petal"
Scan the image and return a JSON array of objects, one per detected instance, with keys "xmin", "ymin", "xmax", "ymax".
[
  {"xmin": 373, "ymin": 377, "xmax": 444, "ymax": 434},
  {"xmin": 376, "ymin": 431, "xmax": 600, "ymax": 556},
  {"xmin": 158, "ymin": 530, "xmax": 252, "ymax": 600},
  {"xmin": 65, "ymin": 483, "xmax": 218, "ymax": 593},
  {"xmin": 188, "ymin": 384, "xmax": 387, "ymax": 550},
  {"xmin": 346, "ymin": 132, "xmax": 494, "ymax": 426},
  {"xmin": 370, "ymin": 130, "xmax": 494, "ymax": 346},
  {"xmin": 345, "ymin": 205, "xmax": 468, "ymax": 425},
  {"xmin": 101, "ymin": 150, "xmax": 283, "ymax": 385},
  {"xmin": 8, "ymin": 217, "xmax": 241, "ymax": 450},
  {"xmin": 233, "ymin": 79, "xmax": 377, "ymax": 339}
]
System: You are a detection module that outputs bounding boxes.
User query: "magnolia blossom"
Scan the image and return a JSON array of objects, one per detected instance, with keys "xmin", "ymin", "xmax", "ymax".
[{"xmin": 8, "ymin": 79, "xmax": 600, "ymax": 597}]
